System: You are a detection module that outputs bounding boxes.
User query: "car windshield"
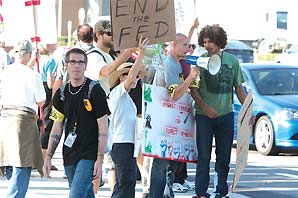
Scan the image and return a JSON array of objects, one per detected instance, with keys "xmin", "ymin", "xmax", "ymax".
[{"xmin": 250, "ymin": 68, "xmax": 298, "ymax": 95}]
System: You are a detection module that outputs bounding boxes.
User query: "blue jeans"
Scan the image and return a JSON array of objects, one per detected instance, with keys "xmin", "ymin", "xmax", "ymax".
[
  {"xmin": 195, "ymin": 112, "xmax": 234, "ymax": 197},
  {"xmin": 5, "ymin": 166, "xmax": 32, "ymax": 198},
  {"xmin": 149, "ymin": 158, "xmax": 177, "ymax": 198},
  {"xmin": 110, "ymin": 143, "xmax": 137, "ymax": 198},
  {"xmin": 64, "ymin": 159, "xmax": 95, "ymax": 198}
]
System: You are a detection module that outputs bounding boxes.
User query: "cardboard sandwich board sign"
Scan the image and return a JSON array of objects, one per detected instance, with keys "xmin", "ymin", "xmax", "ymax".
[
  {"xmin": 110, "ymin": 0, "xmax": 176, "ymax": 51},
  {"xmin": 139, "ymin": 83, "xmax": 198, "ymax": 163},
  {"xmin": 231, "ymin": 90, "xmax": 253, "ymax": 192}
]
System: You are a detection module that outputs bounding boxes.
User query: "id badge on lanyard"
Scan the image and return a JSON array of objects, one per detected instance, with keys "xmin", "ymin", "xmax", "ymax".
[{"xmin": 64, "ymin": 122, "xmax": 77, "ymax": 148}]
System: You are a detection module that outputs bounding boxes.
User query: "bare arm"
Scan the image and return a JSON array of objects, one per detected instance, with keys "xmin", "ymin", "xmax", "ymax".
[
  {"xmin": 43, "ymin": 121, "xmax": 63, "ymax": 177},
  {"xmin": 46, "ymin": 121, "xmax": 63, "ymax": 158},
  {"xmin": 93, "ymin": 114, "xmax": 108, "ymax": 179},
  {"xmin": 171, "ymin": 67, "xmax": 199, "ymax": 101},
  {"xmin": 52, "ymin": 79, "xmax": 62, "ymax": 99},
  {"xmin": 47, "ymin": 73, "xmax": 55, "ymax": 89},
  {"xmin": 99, "ymin": 48, "xmax": 136, "ymax": 78},
  {"xmin": 235, "ymin": 84, "xmax": 247, "ymax": 105},
  {"xmin": 97, "ymin": 114, "xmax": 108, "ymax": 160},
  {"xmin": 124, "ymin": 36, "xmax": 149, "ymax": 91},
  {"xmin": 187, "ymin": 17, "xmax": 199, "ymax": 41}
]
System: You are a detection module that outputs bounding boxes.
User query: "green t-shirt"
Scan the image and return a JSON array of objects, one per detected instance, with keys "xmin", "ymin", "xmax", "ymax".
[{"xmin": 195, "ymin": 51, "xmax": 245, "ymax": 116}]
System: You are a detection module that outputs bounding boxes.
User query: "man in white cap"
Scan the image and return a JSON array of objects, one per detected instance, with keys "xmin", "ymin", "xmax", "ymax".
[{"xmin": 0, "ymin": 40, "xmax": 46, "ymax": 198}]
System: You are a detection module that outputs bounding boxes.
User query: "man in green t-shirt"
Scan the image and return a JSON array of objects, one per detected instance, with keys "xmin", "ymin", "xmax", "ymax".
[{"xmin": 190, "ymin": 25, "xmax": 248, "ymax": 198}]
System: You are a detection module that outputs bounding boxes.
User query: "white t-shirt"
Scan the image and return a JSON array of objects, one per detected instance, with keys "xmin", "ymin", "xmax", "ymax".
[
  {"xmin": 85, "ymin": 47, "xmax": 114, "ymax": 95},
  {"xmin": 0, "ymin": 63, "xmax": 46, "ymax": 112},
  {"xmin": 108, "ymin": 82, "xmax": 137, "ymax": 144}
]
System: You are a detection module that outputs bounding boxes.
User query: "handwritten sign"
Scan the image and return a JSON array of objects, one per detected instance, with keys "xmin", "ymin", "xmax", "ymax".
[
  {"xmin": 110, "ymin": 0, "xmax": 176, "ymax": 50},
  {"xmin": 231, "ymin": 90, "xmax": 253, "ymax": 192},
  {"xmin": 141, "ymin": 84, "xmax": 198, "ymax": 163}
]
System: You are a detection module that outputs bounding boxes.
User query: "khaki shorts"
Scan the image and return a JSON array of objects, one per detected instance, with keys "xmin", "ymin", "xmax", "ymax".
[{"xmin": 103, "ymin": 152, "xmax": 115, "ymax": 169}]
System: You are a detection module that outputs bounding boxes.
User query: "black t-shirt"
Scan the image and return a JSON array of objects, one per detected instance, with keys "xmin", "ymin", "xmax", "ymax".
[{"xmin": 52, "ymin": 78, "xmax": 110, "ymax": 166}]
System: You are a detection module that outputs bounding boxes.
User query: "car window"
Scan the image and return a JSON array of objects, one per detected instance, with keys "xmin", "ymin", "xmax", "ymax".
[{"xmin": 250, "ymin": 68, "xmax": 298, "ymax": 95}]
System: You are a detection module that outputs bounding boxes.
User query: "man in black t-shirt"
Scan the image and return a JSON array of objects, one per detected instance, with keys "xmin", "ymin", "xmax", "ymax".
[{"xmin": 43, "ymin": 48, "xmax": 110, "ymax": 197}]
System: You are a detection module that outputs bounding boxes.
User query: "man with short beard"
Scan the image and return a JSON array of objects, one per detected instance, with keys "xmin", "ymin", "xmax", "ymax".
[{"xmin": 85, "ymin": 19, "xmax": 135, "ymax": 95}]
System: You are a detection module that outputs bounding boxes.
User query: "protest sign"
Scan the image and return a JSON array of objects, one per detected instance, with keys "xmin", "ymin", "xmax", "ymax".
[
  {"xmin": 231, "ymin": 90, "xmax": 253, "ymax": 192},
  {"xmin": 141, "ymin": 84, "xmax": 197, "ymax": 163},
  {"xmin": 110, "ymin": 0, "xmax": 176, "ymax": 50},
  {"xmin": 2, "ymin": 0, "xmax": 57, "ymax": 45}
]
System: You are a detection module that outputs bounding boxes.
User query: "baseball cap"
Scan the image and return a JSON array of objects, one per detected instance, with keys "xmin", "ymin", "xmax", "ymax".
[
  {"xmin": 14, "ymin": 40, "xmax": 32, "ymax": 55},
  {"xmin": 94, "ymin": 20, "xmax": 112, "ymax": 33}
]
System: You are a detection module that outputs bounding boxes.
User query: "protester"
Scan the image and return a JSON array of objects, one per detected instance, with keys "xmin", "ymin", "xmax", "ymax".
[
  {"xmin": 43, "ymin": 48, "xmax": 110, "ymax": 198},
  {"xmin": 74, "ymin": 24, "xmax": 95, "ymax": 52},
  {"xmin": 85, "ymin": 19, "xmax": 136, "ymax": 194},
  {"xmin": 0, "ymin": 40, "xmax": 46, "ymax": 198},
  {"xmin": 172, "ymin": 18, "xmax": 199, "ymax": 193},
  {"xmin": 107, "ymin": 36, "xmax": 149, "ymax": 198},
  {"xmin": 37, "ymin": 43, "xmax": 58, "ymax": 171},
  {"xmin": 149, "ymin": 33, "xmax": 200, "ymax": 198},
  {"xmin": 190, "ymin": 24, "xmax": 249, "ymax": 198},
  {"xmin": 85, "ymin": 19, "xmax": 136, "ymax": 95},
  {"xmin": 51, "ymin": 24, "xmax": 94, "ymax": 98}
]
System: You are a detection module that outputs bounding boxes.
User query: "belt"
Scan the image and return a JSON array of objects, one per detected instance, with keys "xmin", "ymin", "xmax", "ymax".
[{"xmin": 1, "ymin": 105, "xmax": 36, "ymax": 115}]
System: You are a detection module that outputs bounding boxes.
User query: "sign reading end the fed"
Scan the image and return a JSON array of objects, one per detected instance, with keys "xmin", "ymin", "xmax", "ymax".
[{"xmin": 110, "ymin": 0, "xmax": 176, "ymax": 51}]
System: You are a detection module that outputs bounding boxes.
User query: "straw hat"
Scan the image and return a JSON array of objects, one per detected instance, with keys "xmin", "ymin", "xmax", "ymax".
[{"xmin": 109, "ymin": 62, "xmax": 147, "ymax": 89}]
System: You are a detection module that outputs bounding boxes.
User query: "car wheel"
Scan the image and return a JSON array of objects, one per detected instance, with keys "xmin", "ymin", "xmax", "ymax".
[{"xmin": 254, "ymin": 115, "xmax": 278, "ymax": 155}]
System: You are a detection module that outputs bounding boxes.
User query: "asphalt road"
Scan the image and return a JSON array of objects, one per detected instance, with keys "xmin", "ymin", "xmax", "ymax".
[{"xmin": 1, "ymin": 145, "xmax": 297, "ymax": 197}]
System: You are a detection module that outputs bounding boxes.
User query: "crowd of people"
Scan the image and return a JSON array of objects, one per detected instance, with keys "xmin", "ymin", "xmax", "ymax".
[{"xmin": 0, "ymin": 16, "xmax": 252, "ymax": 198}]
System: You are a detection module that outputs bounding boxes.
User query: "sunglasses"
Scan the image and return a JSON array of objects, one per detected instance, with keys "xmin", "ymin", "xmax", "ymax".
[{"xmin": 103, "ymin": 31, "xmax": 112, "ymax": 36}]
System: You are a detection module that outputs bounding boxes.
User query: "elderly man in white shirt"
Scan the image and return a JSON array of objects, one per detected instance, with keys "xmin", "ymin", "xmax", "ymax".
[{"xmin": 0, "ymin": 40, "xmax": 46, "ymax": 198}]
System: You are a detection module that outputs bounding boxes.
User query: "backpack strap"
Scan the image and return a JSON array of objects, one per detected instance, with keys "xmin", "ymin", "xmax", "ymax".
[
  {"xmin": 87, "ymin": 49, "xmax": 107, "ymax": 63},
  {"xmin": 60, "ymin": 82, "xmax": 68, "ymax": 101},
  {"xmin": 87, "ymin": 80, "xmax": 99, "ymax": 99}
]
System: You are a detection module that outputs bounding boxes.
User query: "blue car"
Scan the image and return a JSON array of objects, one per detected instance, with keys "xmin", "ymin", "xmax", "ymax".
[{"xmin": 234, "ymin": 63, "xmax": 298, "ymax": 155}]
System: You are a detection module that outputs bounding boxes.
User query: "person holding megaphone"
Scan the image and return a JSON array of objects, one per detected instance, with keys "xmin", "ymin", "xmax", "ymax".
[{"xmin": 190, "ymin": 25, "xmax": 250, "ymax": 198}]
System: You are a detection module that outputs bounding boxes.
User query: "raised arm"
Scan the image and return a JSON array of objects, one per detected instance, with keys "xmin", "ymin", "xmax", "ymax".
[
  {"xmin": 99, "ymin": 47, "xmax": 137, "ymax": 78},
  {"xmin": 124, "ymin": 36, "xmax": 149, "ymax": 91}
]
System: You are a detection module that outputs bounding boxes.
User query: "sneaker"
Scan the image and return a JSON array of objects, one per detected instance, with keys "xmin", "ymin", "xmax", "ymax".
[
  {"xmin": 182, "ymin": 180, "xmax": 195, "ymax": 191},
  {"xmin": 172, "ymin": 183, "xmax": 188, "ymax": 193},
  {"xmin": 214, "ymin": 195, "xmax": 229, "ymax": 198},
  {"xmin": 98, "ymin": 180, "xmax": 105, "ymax": 188},
  {"xmin": 142, "ymin": 192, "xmax": 149, "ymax": 198},
  {"xmin": 50, "ymin": 165, "xmax": 58, "ymax": 170},
  {"xmin": 192, "ymin": 195, "xmax": 210, "ymax": 198}
]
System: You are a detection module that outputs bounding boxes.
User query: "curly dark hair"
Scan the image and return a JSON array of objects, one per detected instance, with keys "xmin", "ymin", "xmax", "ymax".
[{"xmin": 198, "ymin": 24, "xmax": 227, "ymax": 49}]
